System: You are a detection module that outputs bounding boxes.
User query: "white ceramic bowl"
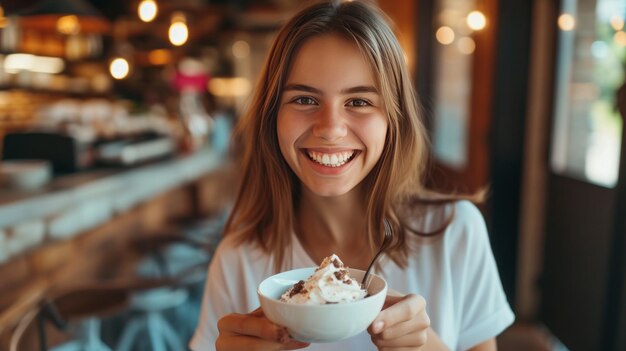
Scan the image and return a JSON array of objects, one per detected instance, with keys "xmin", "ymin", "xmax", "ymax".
[
  {"xmin": 258, "ymin": 267, "xmax": 387, "ymax": 343},
  {"xmin": 0, "ymin": 160, "xmax": 52, "ymax": 190}
]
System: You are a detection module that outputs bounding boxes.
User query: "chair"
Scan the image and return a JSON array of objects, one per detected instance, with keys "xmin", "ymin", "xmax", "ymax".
[
  {"xmin": 114, "ymin": 229, "xmax": 215, "ymax": 351},
  {"xmin": 7, "ymin": 278, "xmax": 180, "ymax": 351},
  {"xmin": 6, "ymin": 215, "xmax": 223, "ymax": 351},
  {"xmin": 8, "ymin": 283, "xmax": 130, "ymax": 351}
]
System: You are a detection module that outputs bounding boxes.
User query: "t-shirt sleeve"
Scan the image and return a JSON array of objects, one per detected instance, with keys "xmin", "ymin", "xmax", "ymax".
[
  {"xmin": 453, "ymin": 201, "xmax": 515, "ymax": 350},
  {"xmin": 189, "ymin": 239, "xmax": 235, "ymax": 351}
]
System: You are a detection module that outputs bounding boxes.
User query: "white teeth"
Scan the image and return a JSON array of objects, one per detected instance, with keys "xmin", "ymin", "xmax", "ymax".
[
  {"xmin": 322, "ymin": 154, "xmax": 330, "ymax": 164},
  {"xmin": 307, "ymin": 151, "xmax": 355, "ymax": 167}
]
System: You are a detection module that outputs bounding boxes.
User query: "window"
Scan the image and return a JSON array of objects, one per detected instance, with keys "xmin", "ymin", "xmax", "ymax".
[{"xmin": 551, "ymin": 0, "xmax": 625, "ymax": 187}]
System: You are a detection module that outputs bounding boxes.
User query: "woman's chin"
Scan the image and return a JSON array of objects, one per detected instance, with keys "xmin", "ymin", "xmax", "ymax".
[{"xmin": 302, "ymin": 182, "xmax": 359, "ymax": 198}]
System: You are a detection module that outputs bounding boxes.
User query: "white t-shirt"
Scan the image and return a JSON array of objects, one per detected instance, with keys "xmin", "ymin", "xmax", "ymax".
[{"xmin": 190, "ymin": 200, "xmax": 515, "ymax": 351}]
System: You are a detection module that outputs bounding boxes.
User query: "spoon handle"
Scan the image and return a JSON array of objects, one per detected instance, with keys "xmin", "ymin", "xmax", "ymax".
[{"xmin": 361, "ymin": 219, "xmax": 393, "ymax": 288}]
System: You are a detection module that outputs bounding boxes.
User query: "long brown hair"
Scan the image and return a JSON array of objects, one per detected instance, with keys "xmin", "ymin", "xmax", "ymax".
[{"xmin": 225, "ymin": 0, "xmax": 467, "ymax": 271}]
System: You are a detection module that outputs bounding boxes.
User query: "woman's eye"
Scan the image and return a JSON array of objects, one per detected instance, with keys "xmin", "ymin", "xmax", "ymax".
[
  {"xmin": 293, "ymin": 97, "xmax": 317, "ymax": 105},
  {"xmin": 347, "ymin": 99, "xmax": 371, "ymax": 107}
]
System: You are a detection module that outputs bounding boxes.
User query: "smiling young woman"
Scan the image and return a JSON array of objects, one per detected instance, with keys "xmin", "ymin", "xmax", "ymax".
[{"xmin": 190, "ymin": 1, "xmax": 514, "ymax": 350}]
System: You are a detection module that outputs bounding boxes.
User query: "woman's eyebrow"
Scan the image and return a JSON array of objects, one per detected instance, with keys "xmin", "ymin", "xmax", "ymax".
[
  {"xmin": 340, "ymin": 85, "xmax": 378, "ymax": 94},
  {"xmin": 283, "ymin": 84, "xmax": 322, "ymax": 94},
  {"xmin": 283, "ymin": 84, "xmax": 378, "ymax": 95}
]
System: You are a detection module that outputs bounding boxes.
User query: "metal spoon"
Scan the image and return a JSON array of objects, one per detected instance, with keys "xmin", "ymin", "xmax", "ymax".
[{"xmin": 361, "ymin": 218, "xmax": 393, "ymax": 289}]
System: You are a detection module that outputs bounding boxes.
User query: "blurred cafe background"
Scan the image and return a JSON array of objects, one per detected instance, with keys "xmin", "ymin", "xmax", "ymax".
[{"xmin": 0, "ymin": 0, "xmax": 624, "ymax": 350}]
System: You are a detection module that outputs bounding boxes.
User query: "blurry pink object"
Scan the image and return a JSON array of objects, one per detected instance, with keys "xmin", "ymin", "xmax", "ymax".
[
  {"xmin": 172, "ymin": 58, "xmax": 210, "ymax": 92},
  {"xmin": 173, "ymin": 71, "xmax": 209, "ymax": 93}
]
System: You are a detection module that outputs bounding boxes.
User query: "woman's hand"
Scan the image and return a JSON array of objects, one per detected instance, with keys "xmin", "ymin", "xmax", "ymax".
[
  {"xmin": 216, "ymin": 308, "xmax": 310, "ymax": 351},
  {"xmin": 368, "ymin": 294, "xmax": 432, "ymax": 350}
]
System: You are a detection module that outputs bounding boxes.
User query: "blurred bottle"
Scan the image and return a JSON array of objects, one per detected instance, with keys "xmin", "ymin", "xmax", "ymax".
[
  {"xmin": 210, "ymin": 109, "xmax": 233, "ymax": 156},
  {"xmin": 172, "ymin": 57, "xmax": 212, "ymax": 152}
]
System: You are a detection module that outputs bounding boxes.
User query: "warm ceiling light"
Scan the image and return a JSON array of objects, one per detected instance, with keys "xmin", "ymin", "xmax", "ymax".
[
  {"xmin": 138, "ymin": 0, "xmax": 158, "ymax": 22},
  {"xmin": 169, "ymin": 12, "xmax": 188, "ymax": 46},
  {"xmin": 4, "ymin": 54, "xmax": 65, "ymax": 74},
  {"xmin": 615, "ymin": 31, "xmax": 626, "ymax": 47},
  {"xmin": 0, "ymin": 6, "xmax": 6, "ymax": 28},
  {"xmin": 208, "ymin": 77, "xmax": 252, "ymax": 97},
  {"xmin": 611, "ymin": 16, "xmax": 624, "ymax": 31},
  {"xmin": 457, "ymin": 37, "xmax": 476, "ymax": 54},
  {"xmin": 232, "ymin": 40, "xmax": 250, "ymax": 59},
  {"xmin": 148, "ymin": 49, "xmax": 171, "ymax": 65},
  {"xmin": 57, "ymin": 15, "xmax": 81, "ymax": 35},
  {"xmin": 435, "ymin": 26, "xmax": 455, "ymax": 45},
  {"xmin": 558, "ymin": 13, "xmax": 576, "ymax": 31},
  {"xmin": 466, "ymin": 10, "xmax": 486, "ymax": 31},
  {"xmin": 109, "ymin": 57, "xmax": 130, "ymax": 79}
]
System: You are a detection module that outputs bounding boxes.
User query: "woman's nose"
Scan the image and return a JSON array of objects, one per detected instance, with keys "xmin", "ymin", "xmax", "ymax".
[{"xmin": 312, "ymin": 106, "xmax": 347, "ymax": 141}]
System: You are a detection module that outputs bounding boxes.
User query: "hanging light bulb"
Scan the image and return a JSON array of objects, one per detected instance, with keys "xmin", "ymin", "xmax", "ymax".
[
  {"xmin": 0, "ymin": 6, "xmax": 6, "ymax": 29},
  {"xmin": 610, "ymin": 15, "xmax": 624, "ymax": 31},
  {"xmin": 615, "ymin": 31, "xmax": 626, "ymax": 47},
  {"xmin": 558, "ymin": 13, "xmax": 576, "ymax": 31},
  {"xmin": 109, "ymin": 57, "xmax": 130, "ymax": 79},
  {"xmin": 57, "ymin": 15, "xmax": 81, "ymax": 35},
  {"xmin": 435, "ymin": 26, "xmax": 455, "ymax": 45},
  {"xmin": 457, "ymin": 37, "xmax": 476, "ymax": 54},
  {"xmin": 466, "ymin": 10, "xmax": 487, "ymax": 31},
  {"xmin": 109, "ymin": 42, "xmax": 133, "ymax": 79},
  {"xmin": 169, "ymin": 12, "xmax": 188, "ymax": 46},
  {"xmin": 138, "ymin": 0, "xmax": 158, "ymax": 23}
]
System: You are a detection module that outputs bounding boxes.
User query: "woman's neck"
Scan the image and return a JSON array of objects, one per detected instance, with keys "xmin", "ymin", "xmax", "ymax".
[{"xmin": 296, "ymin": 185, "xmax": 372, "ymax": 269}]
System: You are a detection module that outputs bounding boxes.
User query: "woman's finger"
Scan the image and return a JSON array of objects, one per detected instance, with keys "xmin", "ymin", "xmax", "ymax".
[
  {"xmin": 217, "ymin": 335, "xmax": 309, "ymax": 351},
  {"xmin": 218, "ymin": 312, "xmax": 288, "ymax": 342},
  {"xmin": 369, "ymin": 294, "xmax": 426, "ymax": 333},
  {"xmin": 371, "ymin": 313, "xmax": 430, "ymax": 341},
  {"xmin": 370, "ymin": 326, "xmax": 428, "ymax": 348},
  {"xmin": 377, "ymin": 347, "xmax": 425, "ymax": 351}
]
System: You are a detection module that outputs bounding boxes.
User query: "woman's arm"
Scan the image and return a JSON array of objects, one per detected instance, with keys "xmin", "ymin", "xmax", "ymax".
[
  {"xmin": 467, "ymin": 338, "xmax": 496, "ymax": 351},
  {"xmin": 423, "ymin": 331, "xmax": 496, "ymax": 351}
]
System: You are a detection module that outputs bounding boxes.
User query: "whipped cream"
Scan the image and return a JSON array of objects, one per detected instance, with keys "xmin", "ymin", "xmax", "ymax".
[{"xmin": 280, "ymin": 254, "xmax": 367, "ymax": 304}]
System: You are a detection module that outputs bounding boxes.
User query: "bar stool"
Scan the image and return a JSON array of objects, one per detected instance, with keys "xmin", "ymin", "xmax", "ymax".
[
  {"xmin": 114, "ymin": 228, "xmax": 215, "ymax": 351},
  {"xmin": 5, "ymin": 214, "xmax": 225, "ymax": 351},
  {"xmin": 42, "ymin": 287, "xmax": 126, "ymax": 351},
  {"xmin": 8, "ymin": 283, "xmax": 134, "ymax": 351}
]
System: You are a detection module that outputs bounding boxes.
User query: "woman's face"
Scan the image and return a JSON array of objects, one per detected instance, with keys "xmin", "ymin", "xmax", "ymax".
[{"xmin": 277, "ymin": 34, "xmax": 388, "ymax": 197}]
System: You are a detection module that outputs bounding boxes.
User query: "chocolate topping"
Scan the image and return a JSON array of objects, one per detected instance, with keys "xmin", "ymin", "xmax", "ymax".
[
  {"xmin": 288, "ymin": 280, "xmax": 307, "ymax": 298},
  {"xmin": 334, "ymin": 270, "xmax": 348, "ymax": 281}
]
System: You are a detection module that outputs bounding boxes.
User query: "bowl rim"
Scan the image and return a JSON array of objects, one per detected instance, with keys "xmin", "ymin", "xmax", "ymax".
[{"xmin": 257, "ymin": 267, "xmax": 387, "ymax": 308}]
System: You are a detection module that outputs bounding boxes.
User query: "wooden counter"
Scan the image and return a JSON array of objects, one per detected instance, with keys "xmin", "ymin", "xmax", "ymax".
[{"xmin": 0, "ymin": 147, "xmax": 235, "ymax": 341}]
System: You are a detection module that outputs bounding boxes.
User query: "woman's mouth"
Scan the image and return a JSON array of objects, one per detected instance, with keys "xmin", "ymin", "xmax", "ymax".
[{"xmin": 304, "ymin": 150, "xmax": 358, "ymax": 167}]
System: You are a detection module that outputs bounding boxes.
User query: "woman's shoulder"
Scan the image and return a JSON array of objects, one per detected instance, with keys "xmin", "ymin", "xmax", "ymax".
[
  {"xmin": 213, "ymin": 233, "xmax": 242, "ymax": 256},
  {"xmin": 450, "ymin": 200, "xmax": 486, "ymax": 228},
  {"xmin": 212, "ymin": 233, "xmax": 268, "ymax": 268},
  {"xmin": 439, "ymin": 201, "xmax": 491, "ymax": 259},
  {"xmin": 403, "ymin": 200, "xmax": 489, "ymax": 253},
  {"xmin": 408, "ymin": 200, "xmax": 483, "ymax": 231}
]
